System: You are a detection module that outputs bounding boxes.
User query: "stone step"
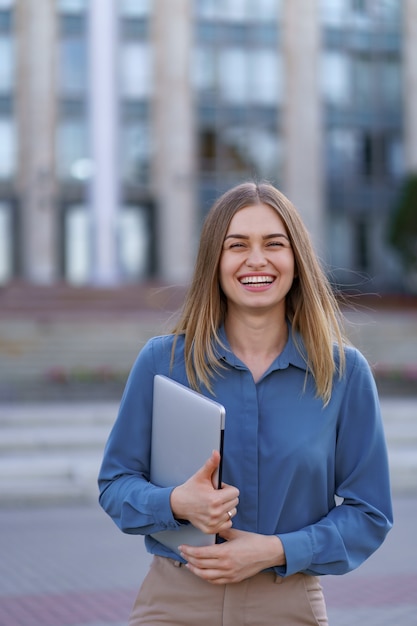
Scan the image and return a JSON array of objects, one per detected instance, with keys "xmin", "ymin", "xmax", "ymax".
[
  {"xmin": 0, "ymin": 400, "xmax": 416, "ymax": 505},
  {"xmin": 0, "ymin": 402, "xmax": 117, "ymax": 427}
]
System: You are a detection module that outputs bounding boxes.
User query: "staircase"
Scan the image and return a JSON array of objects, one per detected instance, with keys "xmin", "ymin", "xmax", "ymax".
[
  {"xmin": 0, "ymin": 402, "xmax": 117, "ymax": 505},
  {"xmin": 0, "ymin": 285, "xmax": 416, "ymax": 504},
  {"xmin": 0, "ymin": 398, "xmax": 416, "ymax": 506}
]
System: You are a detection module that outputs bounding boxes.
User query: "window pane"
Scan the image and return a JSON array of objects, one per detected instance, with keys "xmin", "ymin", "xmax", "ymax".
[
  {"xmin": 59, "ymin": 37, "xmax": 87, "ymax": 95},
  {"xmin": 375, "ymin": 0, "xmax": 400, "ymax": 24},
  {"xmin": 57, "ymin": 118, "xmax": 88, "ymax": 179},
  {"xmin": 120, "ymin": 43, "xmax": 152, "ymax": 99},
  {"xmin": 326, "ymin": 128, "xmax": 359, "ymax": 177},
  {"xmin": 247, "ymin": 0, "xmax": 281, "ymax": 20},
  {"xmin": 118, "ymin": 206, "xmax": 150, "ymax": 280},
  {"xmin": 196, "ymin": 0, "xmax": 281, "ymax": 21},
  {"xmin": 250, "ymin": 50, "xmax": 281, "ymax": 105},
  {"xmin": 379, "ymin": 58, "xmax": 401, "ymax": 109},
  {"xmin": 352, "ymin": 57, "xmax": 373, "ymax": 107},
  {"xmin": 219, "ymin": 48, "xmax": 247, "ymax": 103},
  {"xmin": 223, "ymin": 126, "xmax": 281, "ymax": 180},
  {"xmin": 57, "ymin": 0, "xmax": 87, "ymax": 14},
  {"xmin": 0, "ymin": 36, "xmax": 13, "ymax": 92},
  {"xmin": 321, "ymin": 52, "xmax": 350, "ymax": 106},
  {"xmin": 120, "ymin": 121, "xmax": 150, "ymax": 184},
  {"xmin": 320, "ymin": 0, "xmax": 349, "ymax": 25},
  {"xmin": 65, "ymin": 205, "xmax": 90, "ymax": 284},
  {"xmin": 193, "ymin": 46, "xmax": 216, "ymax": 93},
  {"xmin": 0, "ymin": 202, "xmax": 12, "ymax": 284},
  {"xmin": 120, "ymin": 0, "xmax": 151, "ymax": 17},
  {"xmin": 0, "ymin": 117, "xmax": 15, "ymax": 178}
]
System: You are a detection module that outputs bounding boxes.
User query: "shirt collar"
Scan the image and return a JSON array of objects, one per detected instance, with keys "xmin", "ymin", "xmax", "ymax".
[{"xmin": 214, "ymin": 321, "xmax": 308, "ymax": 372}]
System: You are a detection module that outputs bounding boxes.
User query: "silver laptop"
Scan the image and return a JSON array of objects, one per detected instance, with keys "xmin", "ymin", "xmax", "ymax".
[{"xmin": 150, "ymin": 374, "xmax": 225, "ymax": 555}]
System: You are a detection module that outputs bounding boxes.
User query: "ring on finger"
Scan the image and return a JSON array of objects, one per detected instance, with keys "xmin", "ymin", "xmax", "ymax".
[{"xmin": 227, "ymin": 510, "xmax": 233, "ymax": 520}]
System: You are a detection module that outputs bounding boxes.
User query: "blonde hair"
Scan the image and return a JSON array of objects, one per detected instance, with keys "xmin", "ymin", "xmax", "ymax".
[{"xmin": 171, "ymin": 181, "xmax": 347, "ymax": 405}]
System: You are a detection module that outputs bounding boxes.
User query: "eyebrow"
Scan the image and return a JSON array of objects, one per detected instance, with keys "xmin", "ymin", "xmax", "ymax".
[{"xmin": 224, "ymin": 233, "xmax": 290, "ymax": 241}]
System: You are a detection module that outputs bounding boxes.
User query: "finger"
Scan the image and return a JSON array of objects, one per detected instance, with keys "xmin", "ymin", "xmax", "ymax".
[{"xmin": 197, "ymin": 450, "xmax": 220, "ymax": 481}]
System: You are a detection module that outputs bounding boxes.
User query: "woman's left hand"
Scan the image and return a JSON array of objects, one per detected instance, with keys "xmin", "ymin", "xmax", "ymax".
[{"xmin": 179, "ymin": 529, "xmax": 286, "ymax": 584}]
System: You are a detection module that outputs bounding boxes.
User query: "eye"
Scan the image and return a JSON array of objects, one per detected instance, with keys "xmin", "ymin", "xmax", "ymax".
[
  {"xmin": 229, "ymin": 242, "xmax": 246, "ymax": 249},
  {"xmin": 266, "ymin": 240, "xmax": 284, "ymax": 248}
]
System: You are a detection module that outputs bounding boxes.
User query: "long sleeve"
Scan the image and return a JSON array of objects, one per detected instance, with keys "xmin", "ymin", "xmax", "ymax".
[
  {"xmin": 276, "ymin": 349, "xmax": 393, "ymax": 576},
  {"xmin": 98, "ymin": 337, "xmax": 182, "ymax": 535},
  {"xmin": 98, "ymin": 328, "xmax": 393, "ymax": 573}
]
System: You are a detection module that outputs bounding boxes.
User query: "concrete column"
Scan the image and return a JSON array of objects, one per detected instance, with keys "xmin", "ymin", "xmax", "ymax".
[
  {"xmin": 403, "ymin": 0, "xmax": 417, "ymax": 172},
  {"xmin": 152, "ymin": 0, "xmax": 197, "ymax": 283},
  {"xmin": 15, "ymin": 0, "xmax": 58, "ymax": 284},
  {"xmin": 88, "ymin": 0, "xmax": 119, "ymax": 285},
  {"xmin": 281, "ymin": 0, "xmax": 325, "ymax": 250}
]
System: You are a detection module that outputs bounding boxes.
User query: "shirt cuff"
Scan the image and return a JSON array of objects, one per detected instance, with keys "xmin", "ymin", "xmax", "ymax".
[{"xmin": 276, "ymin": 529, "xmax": 313, "ymax": 576}]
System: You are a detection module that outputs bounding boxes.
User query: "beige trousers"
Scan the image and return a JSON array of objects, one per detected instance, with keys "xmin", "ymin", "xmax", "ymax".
[{"xmin": 129, "ymin": 556, "xmax": 328, "ymax": 626}]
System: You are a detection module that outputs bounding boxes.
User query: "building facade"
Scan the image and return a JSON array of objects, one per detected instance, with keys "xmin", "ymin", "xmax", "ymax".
[{"xmin": 0, "ymin": 0, "xmax": 415, "ymax": 290}]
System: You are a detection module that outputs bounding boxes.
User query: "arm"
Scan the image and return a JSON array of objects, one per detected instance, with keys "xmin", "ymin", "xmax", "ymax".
[
  {"xmin": 98, "ymin": 338, "xmax": 239, "ymax": 537},
  {"xmin": 181, "ymin": 349, "xmax": 393, "ymax": 582},
  {"xmin": 277, "ymin": 349, "xmax": 393, "ymax": 577},
  {"xmin": 98, "ymin": 339, "xmax": 177, "ymax": 535}
]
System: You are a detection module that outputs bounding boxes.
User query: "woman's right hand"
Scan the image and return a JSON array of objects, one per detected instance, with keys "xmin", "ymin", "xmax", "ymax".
[{"xmin": 170, "ymin": 450, "xmax": 240, "ymax": 535}]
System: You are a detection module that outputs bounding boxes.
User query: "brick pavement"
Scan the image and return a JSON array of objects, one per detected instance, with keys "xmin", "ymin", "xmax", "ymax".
[{"xmin": 0, "ymin": 498, "xmax": 416, "ymax": 626}]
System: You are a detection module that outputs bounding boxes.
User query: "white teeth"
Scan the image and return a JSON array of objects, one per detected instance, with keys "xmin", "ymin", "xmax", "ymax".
[{"xmin": 240, "ymin": 276, "xmax": 274, "ymax": 285}]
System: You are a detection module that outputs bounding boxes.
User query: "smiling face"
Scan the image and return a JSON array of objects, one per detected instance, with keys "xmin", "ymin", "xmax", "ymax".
[{"xmin": 219, "ymin": 203, "xmax": 295, "ymax": 318}]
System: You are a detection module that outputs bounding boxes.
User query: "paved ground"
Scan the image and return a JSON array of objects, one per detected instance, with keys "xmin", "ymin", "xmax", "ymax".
[{"xmin": 0, "ymin": 497, "xmax": 415, "ymax": 626}]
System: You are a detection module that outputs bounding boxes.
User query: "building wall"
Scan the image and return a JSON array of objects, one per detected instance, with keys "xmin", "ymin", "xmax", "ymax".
[{"xmin": 0, "ymin": 0, "xmax": 414, "ymax": 290}]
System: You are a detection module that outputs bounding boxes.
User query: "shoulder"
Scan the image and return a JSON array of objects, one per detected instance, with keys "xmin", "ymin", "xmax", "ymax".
[
  {"xmin": 139, "ymin": 333, "xmax": 183, "ymax": 360},
  {"xmin": 334, "ymin": 343, "xmax": 377, "ymax": 393},
  {"xmin": 135, "ymin": 333, "xmax": 186, "ymax": 371}
]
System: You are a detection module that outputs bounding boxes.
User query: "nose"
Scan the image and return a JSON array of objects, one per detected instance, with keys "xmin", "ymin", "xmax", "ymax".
[{"xmin": 245, "ymin": 246, "xmax": 267, "ymax": 268}]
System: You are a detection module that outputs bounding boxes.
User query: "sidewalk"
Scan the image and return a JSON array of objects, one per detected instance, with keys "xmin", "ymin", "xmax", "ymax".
[{"xmin": 0, "ymin": 498, "xmax": 415, "ymax": 626}]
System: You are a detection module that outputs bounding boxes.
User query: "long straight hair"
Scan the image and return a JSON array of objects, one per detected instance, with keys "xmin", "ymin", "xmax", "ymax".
[{"xmin": 171, "ymin": 182, "xmax": 347, "ymax": 405}]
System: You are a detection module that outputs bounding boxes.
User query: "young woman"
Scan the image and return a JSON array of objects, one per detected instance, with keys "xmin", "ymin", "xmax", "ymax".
[{"xmin": 98, "ymin": 182, "xmax": 393, "ymax": 625}]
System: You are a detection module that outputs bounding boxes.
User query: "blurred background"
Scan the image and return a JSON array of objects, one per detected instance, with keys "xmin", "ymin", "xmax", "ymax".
[
  {"xmin": 0, "ymin": 0, "xmax": 416, "ymax": 290},
  {"xmin": 0, "ymin": 5, "xmax": 416, "ymax": 625}
]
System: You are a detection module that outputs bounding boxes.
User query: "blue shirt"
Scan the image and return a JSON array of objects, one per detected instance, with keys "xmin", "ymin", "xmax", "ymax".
[{"xmin": 98, "ymin": 326, "xmax": 393, "ymax": 577}]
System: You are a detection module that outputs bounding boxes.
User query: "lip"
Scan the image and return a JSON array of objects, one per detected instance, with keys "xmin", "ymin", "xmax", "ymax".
[{"xmin": 238, "ymin": 273, "xmax": 276, "ymax": 290}]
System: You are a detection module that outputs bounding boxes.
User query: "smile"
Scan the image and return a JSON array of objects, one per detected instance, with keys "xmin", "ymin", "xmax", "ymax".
[{"xmin": 239, "ymin": 275, "xmax": 275, "ymax": 286}]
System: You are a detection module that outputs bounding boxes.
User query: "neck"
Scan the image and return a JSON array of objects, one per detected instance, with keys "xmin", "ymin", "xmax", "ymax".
[{"xmin": 224, "ymin": 308, "xmax": 288, "ymax": 362}]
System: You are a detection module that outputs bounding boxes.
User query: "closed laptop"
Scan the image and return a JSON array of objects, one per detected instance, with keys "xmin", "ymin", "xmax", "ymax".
[{"xmin": 150, "ymin": 374, "xmax": 225, "ymax": 554}]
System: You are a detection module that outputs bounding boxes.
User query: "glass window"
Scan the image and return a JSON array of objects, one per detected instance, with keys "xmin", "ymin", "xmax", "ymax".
[
  {"xmin": 0, "ymin": 36, "xmax": 13, "ymax": 92},
  {"xmin": 120, "ymin": 42, "xmax": 152, "ymax": 99},
  {"xmin": 219, "ymin": 48, "xmax": 247, "ymax": 103},
  {"xmin": 196, "ymin": 0, "xmax": 281, "ymax": 21},
  {"xmin": 195, "ymin": 0, "xmax": 245, "ymax": 20},
  {"xmin": 65, "ymin": 204, "xmax": 90, "ymax": 284},
  {"xmin": 117, "ymin": 206, "xmax": 150, "ymax": 280},
  {"xmin": 352, "ymin": 56, "xmax": 373, "ymax": 107},
  {"xmin": 375, "ymin": 0, "xmax": 400, "ymax": 24},
  {"xmin": 321, "ymin": 52, "xmax": 350, "ymax": 106},
  {"xmin": 379, "ymin": 58, "xmax": 401, "ymax": 109},
  {"xmin": 246, "ymin": 0, "xmax": 281, "ymax": 20},
  {"xmin": 223, "ymin": 125, "xmax": 281, "ymax": 181},
  {"xmin": 0, "ymin": 202, "xmax": 12, "ymax": 284},
  {"xmin": 120, "ymin": 120, "xmax": 150, "ymax": 184},
  {"xmin": 326, "ymin": 128, "xmax": 359, "ymax": 178},
  {"xmin": 193, "ymin": 46, "xmax": 216, "ymax": 93},
  {"xmin": 0, "ymin": 117, "xmax": 15, "ymax": 179},
  {"xmin": 120, "ymin": 0, "xmax": 151, "ymax": 17},
  {"xmin": 57, "ymin": 118, "xmax": 88, "ymax": 180},
  {"xmin": 0, "ymin": 0, "xmax": 13, "ymax": 8},
  {"xmin": 57, "ymin": 0, "xmax": 87, "ymax": 14},
  {"xmin": 387, "ymin": 136, "xmax": 403, "ymax": 180},
  {"xmin": 58, "ymin": 37, "xmax": 87, "ymax": 95},
  {"xmin": 320, "ymin": 0, "xmax": 349, "ymax": 25},
  {"xmin": 250, "ymin": 50, "xmax": 281, "ymax": 105}
]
